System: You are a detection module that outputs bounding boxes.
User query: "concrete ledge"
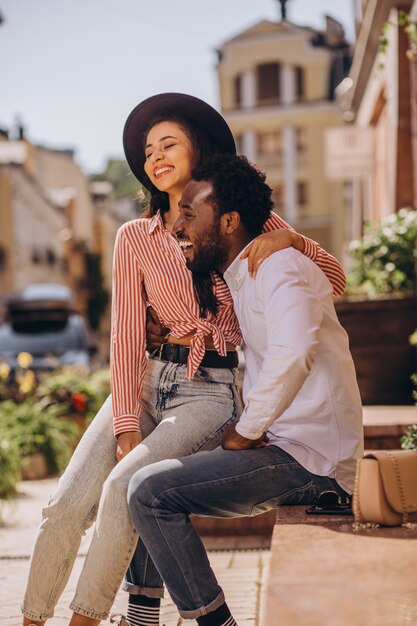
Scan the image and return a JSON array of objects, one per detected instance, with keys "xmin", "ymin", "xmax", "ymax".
[
  {"xmin": 363, "ymin": 406, "xmax": 417, "ymax": 425},
  {"xmin": 363, "ymin": 405, "xmax": 417, "ymax": 449},
  {"xmin": 260, "ymin": 506, "xmax": 417, "ymax": 626},
  {"xmin": 191, "ymin": 510, "xmax": 276, "ymax": 549}
]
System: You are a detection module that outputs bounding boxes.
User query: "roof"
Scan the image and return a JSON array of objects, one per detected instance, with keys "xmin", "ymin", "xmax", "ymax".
[
  {"xmin": 0, "ymin": 141, "xmax": 27, "ymax": 165},
  {"xmin": 219, "ymin": 19, "xmax": 318, "ymax": 47}
]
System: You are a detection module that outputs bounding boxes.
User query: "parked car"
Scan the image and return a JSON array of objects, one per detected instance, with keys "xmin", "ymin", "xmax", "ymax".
[{"xmin": 0, "ymin": 284, "xmax": 96, "ymax": 370}]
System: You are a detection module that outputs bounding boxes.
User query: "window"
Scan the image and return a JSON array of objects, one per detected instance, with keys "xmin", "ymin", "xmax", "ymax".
[
  {"xmin": 46, "ymin": 249, "xmax": 57, "ymax": 266},
  {"xmin": 31, "ymin": 248, "xmax": 42, "ymax": 264},
  {"xmin": 0, "ymin": 246, "xmax": 6, "ymax": 272},
  {"xmin": 272, "ymin": 184, "xmax": 285, "ymax": 213},
  {"xmin": 257, "ymin": 63, "xmax": 281, "ymax": 105},
  {"xmin": 257, "ymin": 130, "xmax": 283, "ymax": 164},
  {"xmin": 295, "ymin": 128, "xmax": 308, "ymax": 166},
  {"xmin": 234, "ymin": 74, "xmax": 242, "ymax": 108},
  {"xmin": 295, "ymin": 67, "xmax": 305, "ymax": 101},
  {"xmin": 297, "ymin": 181, "xmax": 309, "ymax": 216}
]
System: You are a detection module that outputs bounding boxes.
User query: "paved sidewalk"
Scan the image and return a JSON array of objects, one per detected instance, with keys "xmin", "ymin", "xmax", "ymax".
[{"xmin": 0, "ymin": 478, "xmax": 270, "ymax": 626}]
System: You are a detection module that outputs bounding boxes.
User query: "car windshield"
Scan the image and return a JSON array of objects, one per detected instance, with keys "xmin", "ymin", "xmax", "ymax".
[{"xmin": 0, "ymin": 320, "xmax": 84, "ymax": 356}]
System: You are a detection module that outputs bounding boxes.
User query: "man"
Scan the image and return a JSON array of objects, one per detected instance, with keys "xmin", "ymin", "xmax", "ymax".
[{"xmin": 126, "ymin": 154, "xmax": 363, "ymax": 626}]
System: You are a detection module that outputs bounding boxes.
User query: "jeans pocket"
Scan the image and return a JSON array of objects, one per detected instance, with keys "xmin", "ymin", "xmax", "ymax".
[{"xmin": 193, "ymin": 410, "xmax": 238, "ymax": 453}]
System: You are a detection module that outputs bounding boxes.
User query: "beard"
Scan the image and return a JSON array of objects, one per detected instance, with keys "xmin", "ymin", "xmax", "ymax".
[{"xmin": 186, "ymin": 223, "xmax": 229, "ymax": 273}]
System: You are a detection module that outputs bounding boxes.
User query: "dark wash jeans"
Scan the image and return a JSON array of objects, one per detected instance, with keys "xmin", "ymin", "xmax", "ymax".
[{"xmin": 127, "ymin": 444, "xmax": 348, "ymax": 619}]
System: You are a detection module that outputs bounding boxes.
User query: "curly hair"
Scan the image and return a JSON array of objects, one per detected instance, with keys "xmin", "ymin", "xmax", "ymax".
[{"xmin": 191, "ymin": 154, "xmax": 273, "ymax": 237}]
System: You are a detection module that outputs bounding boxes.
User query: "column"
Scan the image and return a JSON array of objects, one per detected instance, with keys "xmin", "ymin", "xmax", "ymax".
[
  {"xmin": 282, "ymin": 125, "xmax": 297, "ymax": 223},
  {"xmin": 281, "ymin": 64, "xmax": 295, "ymax": 105},
  {"xmin": 242, "ymin": 130, "xmax": 257, "ymax": 162},
  {"xmin": 241, "ymin": 69, "xmax": 256, "ymax": 109}
]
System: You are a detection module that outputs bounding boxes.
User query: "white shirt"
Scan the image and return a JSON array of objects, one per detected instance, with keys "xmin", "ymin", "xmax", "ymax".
[{"xmin": 224, "ymin": 246, "xmax": 364, "ymax": 494}]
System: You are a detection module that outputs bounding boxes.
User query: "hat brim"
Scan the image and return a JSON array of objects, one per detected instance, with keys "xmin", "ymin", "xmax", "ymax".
[{"xmin": 123, "ymin": 92, "xmax": 236, "ymax": 187}]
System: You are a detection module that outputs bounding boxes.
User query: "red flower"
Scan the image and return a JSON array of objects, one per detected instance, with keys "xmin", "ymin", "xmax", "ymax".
[{"xmin": 72, "ymin": 392, "xmax": 87, "ymax": 413}]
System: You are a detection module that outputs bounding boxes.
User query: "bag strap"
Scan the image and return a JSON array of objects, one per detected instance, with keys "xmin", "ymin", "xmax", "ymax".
[{"xmin": 379, "ymin": 451, "xmax": 408, "ymax": 523}]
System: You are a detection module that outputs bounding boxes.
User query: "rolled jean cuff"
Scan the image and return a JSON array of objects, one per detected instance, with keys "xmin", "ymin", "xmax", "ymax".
[
  {"xmin": 122, "ymin": 581, "xmax": 165, "ymax": 598},
  {"xmin": 22, "ymin": 607, "xmax": 53, "ymax": 622},
  {"xmin": 69, "ymin": 601, "xmax": 109, "ymax": 621},
  {"xmin": 178, "ymin": 590, "xmax": 225, "ymax": 620}
]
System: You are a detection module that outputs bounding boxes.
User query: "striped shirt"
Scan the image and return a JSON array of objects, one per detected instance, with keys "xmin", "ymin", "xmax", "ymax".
[{"xmin": 110, "ymin": 210, "xmax": 346, "ymax": 436}]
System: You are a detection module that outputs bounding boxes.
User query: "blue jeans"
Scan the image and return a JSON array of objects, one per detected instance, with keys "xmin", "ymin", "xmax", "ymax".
[
  {"xmin": 127, "ymin": 445, "xmax": 348, "ymax": 619},
  {"xmin": 22, "ymin": 359, "xmax": 241, "ymax": 622}
]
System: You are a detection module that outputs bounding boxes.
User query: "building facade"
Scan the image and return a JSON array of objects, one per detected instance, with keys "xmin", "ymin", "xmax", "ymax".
[
  {"xmin": 339, "ymin": 0, "xmax": 416, "ymax": 238},
  {"xmin": 216, "ymin": 15, "xmax": 351, "ymax": 257},
  {"xmin": 0, "ymin": 135, "xmax": 99, "ymax": 323},
  {"xmin": 90, "ymin": 180, "xmax": 137, "ymax": 355},
  {"xmin": 0, "ymin": 140, "xmax": 67, "ymax": 296}
]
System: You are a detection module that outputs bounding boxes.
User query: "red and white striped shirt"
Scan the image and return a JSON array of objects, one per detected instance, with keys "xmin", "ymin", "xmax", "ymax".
[{"xmin": 110, "ymin": 210, "xmax": 345, "ymax": 435}]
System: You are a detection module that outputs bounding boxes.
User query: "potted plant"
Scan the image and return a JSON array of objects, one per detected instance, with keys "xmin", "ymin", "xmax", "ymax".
[
  {"xmin": 335, "ymin": 208, "xmax": 417, "ymax": 404},
  {"xmin": 401, "ymin": 424, "xmax": 417, "ymax": 449},
  {"xmin": 37, "ymin": 367, "xmax": 110, "ymax": 433},
  {"xmin": 0, "ymin": 398, "xmax": 79, "ymax": 479},
  {"xmin": 0, "ymin": 361, "xmax": 110, "ymax": 493}
]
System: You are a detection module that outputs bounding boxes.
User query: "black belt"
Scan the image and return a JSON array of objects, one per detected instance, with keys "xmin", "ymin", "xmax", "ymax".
[{"xmin": 149, "ymin": 343, "xmax": 238, "ymax": 369}]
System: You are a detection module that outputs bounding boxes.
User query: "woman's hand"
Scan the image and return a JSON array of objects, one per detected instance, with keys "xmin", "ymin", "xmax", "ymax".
[
  {"xmin": 116, "ymin": 431, "xmax": 142, "ymax": 461},
  {"xmin": 146, "ymin": 306, "xmax": 170, "ymax": 351},
  {"xmin": 240, "ymin": 229, "xmax": 304, "ymax": 277}
]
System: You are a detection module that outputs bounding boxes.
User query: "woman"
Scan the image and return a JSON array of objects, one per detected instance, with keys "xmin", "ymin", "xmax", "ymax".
[{"xmin": 21, "ymin": 93, "xmax": 346, "ymax": 626}]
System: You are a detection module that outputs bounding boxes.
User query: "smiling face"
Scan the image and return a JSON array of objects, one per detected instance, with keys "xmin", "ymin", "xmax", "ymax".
[
  {"xmin": 143, "ymin": 121, "xmax": 194, "ymax": 197},
  {"xmin": 174, "ymin": 179, "xmax": 229, "ymax": 273}
]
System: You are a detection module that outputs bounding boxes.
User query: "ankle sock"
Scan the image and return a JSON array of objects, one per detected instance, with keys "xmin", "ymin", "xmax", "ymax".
[
  {"xmin": 126, "ymin": 594, "xmax": 161, "ymax": 626},
  {"xmin": 196, "ymin": 603, "xmax": 237, "ymax": 626}
]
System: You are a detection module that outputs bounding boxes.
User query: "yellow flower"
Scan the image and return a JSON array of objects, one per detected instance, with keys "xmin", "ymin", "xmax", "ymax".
[
  {"xmin": 17, "ymin": 352, "xmax": 33, "ymax": 369},
  {"xmin": 0, "ymin": 361, "xmax": 10, "ymax": 380},
  {"xmin": 16, "ymin": 369, "xmax": 36, "ymax": 394}
]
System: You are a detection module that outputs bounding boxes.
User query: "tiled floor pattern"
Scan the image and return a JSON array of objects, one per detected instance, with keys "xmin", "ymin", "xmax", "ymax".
[{"xmin": 0, "ymin": 479, "xmax": 270, "ymax": 625}]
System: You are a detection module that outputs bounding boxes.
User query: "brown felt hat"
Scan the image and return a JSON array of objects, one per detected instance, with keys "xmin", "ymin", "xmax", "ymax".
[{"xmin": 123, "ymin": 92, "xmax": 236, "ymax": 187}]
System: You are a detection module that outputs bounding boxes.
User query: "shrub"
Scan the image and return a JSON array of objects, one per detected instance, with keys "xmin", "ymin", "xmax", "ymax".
[
  {"xmin": 401, "ymin": 424, "xmax": 417, "ymax": 450},
  {"xmin": 347, "ymin": 208, "xmax": 417, "ymax": 297},
  {"xmin": 37, "ymin": 367, "xmax": 110, "ymax": 423},
  {"xmin": 0, "ymin": 366, "xmax": 111, "ymax": 498},
  {"xmin": 0, "ymin": 435, "xmax": 22, "ymax": 499},
  {"xmin": 0, "ymin": 399, "xmax": 79, "ymax": 474}
]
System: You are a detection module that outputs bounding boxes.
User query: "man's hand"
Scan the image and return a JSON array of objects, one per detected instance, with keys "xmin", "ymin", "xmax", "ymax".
[
  {"xmin": 240, "ymin": 230, "xmax": 305, "ymax": 277},
  {"xmin": 222, "ymin": 423, "xmax": 267, "ymax": 450},
  {"xmin": 116, "ymin": 431, "xmax": 142, "ymax": 462},
  {"xmin": 146, "ymin": 306, "xmax": 170, "ymax": 351}
]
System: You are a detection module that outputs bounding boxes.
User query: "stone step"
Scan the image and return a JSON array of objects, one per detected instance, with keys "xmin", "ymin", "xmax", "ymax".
[{"xmin": 260, "ymin": 506, "xmax": 417, "ymax": 626}]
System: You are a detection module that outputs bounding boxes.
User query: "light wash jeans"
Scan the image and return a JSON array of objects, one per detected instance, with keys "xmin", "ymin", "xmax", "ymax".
[
  {"xmin": 127, "ymin": 445, "xmax": 349, "ymax": 619},
  {"xmin": 22, "ymin": 358, "xmax": 241, "ymax": 622}
]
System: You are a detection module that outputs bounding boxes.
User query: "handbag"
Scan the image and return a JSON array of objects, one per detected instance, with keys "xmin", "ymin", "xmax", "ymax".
[{"xmin": 353, "ymin": 449, "xmax": 417, "ymax": 528}]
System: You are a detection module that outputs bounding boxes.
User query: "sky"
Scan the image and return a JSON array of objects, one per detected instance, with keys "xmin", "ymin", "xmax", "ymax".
[{"xmin": 0, "ymin": 0, "xmax": 355, "ymax": 175}]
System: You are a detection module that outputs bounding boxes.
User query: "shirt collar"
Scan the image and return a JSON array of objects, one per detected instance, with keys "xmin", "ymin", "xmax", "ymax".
[
  {"xmin": 224, "ymin": 240, "xmax": 254, "ymax": 291},
  {"xmin": 148, "ymin": 210, "xmax": 165, "ymax": 235}
]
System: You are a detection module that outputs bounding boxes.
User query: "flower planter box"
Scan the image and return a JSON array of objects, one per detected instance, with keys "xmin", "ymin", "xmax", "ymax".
[
  {"xmin": 60, "ymin": 412, "xmax": 88, "ymax": 438},
  {"xmin": 21, "ymin": 453, "xmax": 50, "ymax": 480},
  {"xmin": 335, "ymin": 295, "xmax": 417, "ymax": 405}
]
